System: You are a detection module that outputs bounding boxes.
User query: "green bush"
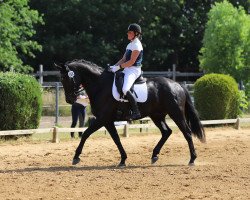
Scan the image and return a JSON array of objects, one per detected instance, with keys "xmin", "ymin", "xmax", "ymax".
[
  {"xmin": 0, "ymin": 72, "xmax": 42, "ymax": 130},
  {"xmin": 194, "ymin": 74, "xmax": 240, "ymax": 120},
  {"xmin": 245, "ymin": 82, "xmax": 250, "ymax": 113}
]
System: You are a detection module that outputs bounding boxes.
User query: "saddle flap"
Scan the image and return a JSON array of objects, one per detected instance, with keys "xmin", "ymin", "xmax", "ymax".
[
  {"xmin": 115, "ymin": 71, "xmax": 125, "ymax": 98},
  {"xmin": 112, "ymin": 74, "xmax": 148, "ymax": 103}
]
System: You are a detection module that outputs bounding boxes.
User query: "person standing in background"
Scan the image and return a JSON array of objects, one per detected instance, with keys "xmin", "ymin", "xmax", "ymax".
[{"xmin": 70, "ymin": 86, "xmax": 89, "ymax": 138}]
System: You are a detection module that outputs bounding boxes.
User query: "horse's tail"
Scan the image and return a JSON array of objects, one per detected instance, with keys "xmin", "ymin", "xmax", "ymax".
[{"xmin": 182, "ymin": 86, "xmax": 206, "ymax": 143}]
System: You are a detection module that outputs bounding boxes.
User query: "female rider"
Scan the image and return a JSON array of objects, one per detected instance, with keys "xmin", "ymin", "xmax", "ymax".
[{"xmin": 109, "ymin": 23, "xmax": 143, "ymax": 119}]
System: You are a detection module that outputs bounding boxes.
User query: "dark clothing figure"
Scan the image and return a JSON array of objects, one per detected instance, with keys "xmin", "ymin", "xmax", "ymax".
[{"xmin": 70, "ymin": 102, "xmax": 86, "ymax": 138}]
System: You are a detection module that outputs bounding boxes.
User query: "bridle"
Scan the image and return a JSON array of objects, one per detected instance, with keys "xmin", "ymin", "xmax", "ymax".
[{"xmin": 64, "ymin": 65, "xmax": 83, "ymax": 96}]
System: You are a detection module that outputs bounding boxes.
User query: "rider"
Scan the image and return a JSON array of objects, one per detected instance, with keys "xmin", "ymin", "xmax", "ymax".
[{"xmin": 109, "ymin": 23, "xmax": 143, "ymax": 119}]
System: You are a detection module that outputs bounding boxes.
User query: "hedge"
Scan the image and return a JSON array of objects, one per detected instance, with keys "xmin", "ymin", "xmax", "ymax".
[
  {"xmin": 0, "ymin": 72, "xmax": 42, "ymax": 130},
  {"xmin": 194, "ymin": 73, "xmax": 240, "ymax": 120}
]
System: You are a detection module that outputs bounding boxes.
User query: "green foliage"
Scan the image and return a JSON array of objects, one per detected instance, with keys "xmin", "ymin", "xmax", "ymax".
[
  {"xmin": 0, "ymin": 72, "xmax": 42, "ymax": 130},
  {"xmin": 0, "ymin": 0, "xmax": 247, "ymax": 72},
  {"xmin": 199, "ymin": 1, "xmax": 250, "ymax": 83},
  {"xmin": 245, "ymin": 82, "xmax": 250, "ymax": 99},
  {"xmin": 0, "ymin": 0, "xmax": 43, "ymax": 73},
  {"xmin": 28, "ymin": 0, "xmax": 211, "ymax": 70},
  {"xmin": 238, "ymin": 90, "xmax": 249, "ymax": 114},
  {"xmin": 194, "ymin": 74, "xmax": 241, "ymax": 120},
  {"xmin": 245, "ymin": 82, "xmax": 250, "ymax": 112},
  {"xmin": 27, "ymin": 0, "xmax": 249, "ymax": 72}
]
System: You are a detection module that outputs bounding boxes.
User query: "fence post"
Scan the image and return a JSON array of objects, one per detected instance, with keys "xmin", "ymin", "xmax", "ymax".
[
  {"xmin": 123, "ymin": 124, "xmax": 129, "ymax": 138},
  {"xmin": 39, "ymin": 64, "xmax": 43, "ymax": 84},
  {"xmin": 183, "ymin": 81, "xmax": 186, "ymax": 88},
  {"xmin": 172, "ymin": 64, "xmax": 176, "ymax": 81},
  {"xmin": 55, "ymin": 82, "xmax": 60, "ymax": 126},
  {"xmin": 52, "ymin": 126, "xmax": 59, "ymax": 143},
  {"xmin": 236, "ymin": 118, "xmax": 240, "ymax": 130},
  {"xmin": 167, "ymin": 69, "xmax": 171, "ymax": 78}
]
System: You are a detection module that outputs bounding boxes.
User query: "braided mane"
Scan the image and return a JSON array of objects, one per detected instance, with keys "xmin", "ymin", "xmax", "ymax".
[{"xmin": 66, "ymin": 59, "xmax": 104, "ymax": 74}]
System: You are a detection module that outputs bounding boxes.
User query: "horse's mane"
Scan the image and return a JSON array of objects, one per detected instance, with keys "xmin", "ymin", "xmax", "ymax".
[{"xmin": 66, "ymin": 59, "xmax": 104, "ymax": 75}]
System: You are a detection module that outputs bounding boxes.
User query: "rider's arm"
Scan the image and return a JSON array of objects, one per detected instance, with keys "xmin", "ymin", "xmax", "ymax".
[
  {"xmin": 120, "ymin": 50, "xmax": 140, "ymax": 68},
  {"xmin": 115, "ymin": 53, "xmax": 126, "ymax": 66}
]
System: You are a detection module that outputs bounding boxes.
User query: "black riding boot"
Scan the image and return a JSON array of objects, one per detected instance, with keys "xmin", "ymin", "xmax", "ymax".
[{"xmin": 126, "ymin": 91, "xmax": 141, "ymax": 119}]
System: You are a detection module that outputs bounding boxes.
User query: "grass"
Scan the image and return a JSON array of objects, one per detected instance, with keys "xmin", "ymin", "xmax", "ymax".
[{"xmin": 243, "ymin": 113, "xmax": 250, "ymax": 118}]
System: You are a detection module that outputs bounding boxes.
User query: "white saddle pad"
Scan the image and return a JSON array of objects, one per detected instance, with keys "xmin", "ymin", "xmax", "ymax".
[{"xmin": 112, "ymin": 77, "xmax": 148, "ymax": 102}]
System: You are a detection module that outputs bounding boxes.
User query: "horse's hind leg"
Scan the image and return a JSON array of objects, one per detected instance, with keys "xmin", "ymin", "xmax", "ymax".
[
  {"xmin": 169, "ymin": 111, "xmax": 197, "ymax": 166},
  {"xmin": 150, "ymin": 115, "xmax": 172, "ymax": 164}
]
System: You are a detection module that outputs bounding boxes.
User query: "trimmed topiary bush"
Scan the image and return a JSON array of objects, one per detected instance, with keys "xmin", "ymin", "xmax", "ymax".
[
  {"xmin": 194, "ymin": 74, "xmax": 240, "ymax": 120},
  {"xmin": 0, "ymin": 72, "xmax": 42, "ymax": 130}
]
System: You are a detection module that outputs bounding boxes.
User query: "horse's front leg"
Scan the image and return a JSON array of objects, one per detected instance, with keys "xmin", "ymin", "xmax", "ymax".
[
  {"xmin": 105, "ymin": 123, "xmax": 127, "ymax": 167},
  {"xmin": 72, "ymin": 118, "xmax": 103, "ymax": 165}
]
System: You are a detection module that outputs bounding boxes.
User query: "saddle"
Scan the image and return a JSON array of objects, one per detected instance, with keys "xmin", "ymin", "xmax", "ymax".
[
  {"xmin": 112, "ymin": 71, "xmax": 148, "ymax": 103},
  {"xmin": 115, "ymin": 71, "xmax": 146, "ymax": 98}
]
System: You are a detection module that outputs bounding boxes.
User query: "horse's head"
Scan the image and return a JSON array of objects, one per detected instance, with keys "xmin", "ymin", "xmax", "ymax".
[{"xmin": 55, "ymin": 63, "xmax": 82, "ymax": 104}]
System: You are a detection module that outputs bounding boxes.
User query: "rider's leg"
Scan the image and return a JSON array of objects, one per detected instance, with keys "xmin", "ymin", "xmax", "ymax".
[
  {"xmin": 122, "ymin": 67, "xmax": 141, "ymax": 119},
  {"xmin": 126, "ymin": 90, "xmax": 141, "ymax": 119}
]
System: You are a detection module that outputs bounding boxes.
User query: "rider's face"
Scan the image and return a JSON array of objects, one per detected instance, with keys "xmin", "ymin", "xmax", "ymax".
[{"xmin": 127, "ymin": 31, "xmax": 135, "ymax": 40}]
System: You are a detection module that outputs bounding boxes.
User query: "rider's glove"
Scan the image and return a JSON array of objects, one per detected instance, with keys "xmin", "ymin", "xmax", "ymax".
[{"xmin": 109, "ymin": 65, "xmax": 121, "ymax": 73}]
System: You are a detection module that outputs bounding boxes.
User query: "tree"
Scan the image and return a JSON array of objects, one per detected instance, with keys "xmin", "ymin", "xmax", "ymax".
[
  {"xmin": 29, "ymin": 0, "xmax": 192, "ymax": 70},
  {"xmin": 199, "ymin": 0, "xmax": 250, "ymax": 83},
  {"xmin": 0, "ymin": 0, "xmax": 43, "ymax": 73},
  {"xmin": 29, "ymin": 0, "xmax": 249, "ymax": 72}
]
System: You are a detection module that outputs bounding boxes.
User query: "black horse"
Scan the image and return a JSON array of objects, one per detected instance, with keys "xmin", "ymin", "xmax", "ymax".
[{"xmin": 56, "ymin": 59, "xmax": 205, "ymax": 167}]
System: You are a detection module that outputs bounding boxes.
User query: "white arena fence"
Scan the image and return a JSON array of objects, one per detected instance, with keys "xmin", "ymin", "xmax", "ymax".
[{"xmin": 0, "ymin": 118, "xmax": 249, "ymax": 143}]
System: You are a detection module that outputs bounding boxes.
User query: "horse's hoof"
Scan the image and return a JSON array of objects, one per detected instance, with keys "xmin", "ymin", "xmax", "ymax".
[
  {"xmin": 72, "ymin": 158, "xmax": 81, "ymax": 165},
  {"xmin": 151, "ymin": 156, "xmax": 159, "ymax": 164},
  {"xmin": 118, "ymin": 163, "xmax": 126, "ymax": 168},
  {"xmin": 188, "ymin": 162, "xmax": 195, "ymax": 167}
]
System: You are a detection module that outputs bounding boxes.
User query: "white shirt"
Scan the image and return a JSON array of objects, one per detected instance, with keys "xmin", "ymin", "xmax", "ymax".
[
  {"xmin": 125, "ymin": 38, "xmax": 143, "ymax": 67},
  {"xmin": 126, "ymin": 38, "xmax": 143, "ymax": 52},
  {"xmin": 76, "ymin": 95, "xmax": 89, "ymax": 107}
]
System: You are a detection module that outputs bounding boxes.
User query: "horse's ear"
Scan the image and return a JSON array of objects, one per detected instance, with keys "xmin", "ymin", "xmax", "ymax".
[{"xmin": 54, "ymin": 62, "xmax": 63, "ymax": 70}]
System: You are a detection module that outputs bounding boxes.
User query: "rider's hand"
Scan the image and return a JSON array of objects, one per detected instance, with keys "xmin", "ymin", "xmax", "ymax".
[{"xmin": 109, "ymin": 65, "xmax": 120, "ymax": 73}]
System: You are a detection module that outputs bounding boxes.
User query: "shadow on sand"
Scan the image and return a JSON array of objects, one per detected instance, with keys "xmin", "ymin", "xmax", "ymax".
[{"xmin": 0, "ymin": 163, "xmax": 189, "ymax": 174}]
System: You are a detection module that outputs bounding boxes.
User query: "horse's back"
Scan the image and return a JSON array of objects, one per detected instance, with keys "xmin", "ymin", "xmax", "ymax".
[
  {"xmin": 146, "ymin": 76, "xmax": 184, "ymax": 95},
  {"xmin": 145, "ymin": 76, "xmax": 186, "ymax": 110}
]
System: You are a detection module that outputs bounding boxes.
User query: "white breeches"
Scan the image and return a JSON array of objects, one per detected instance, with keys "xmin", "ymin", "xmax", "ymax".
[{"xmin": 122, "ymin": 66, "xmax": 141, "ymax": 95}]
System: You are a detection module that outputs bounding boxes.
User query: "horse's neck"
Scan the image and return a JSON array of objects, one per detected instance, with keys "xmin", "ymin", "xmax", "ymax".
[
  {"xmin": 80, "ymin": 69, "xmax": 101, "ymax": 99},
  {"xmin": 81, "ymin": 71, "xmax": 112, "ymax": 105}
]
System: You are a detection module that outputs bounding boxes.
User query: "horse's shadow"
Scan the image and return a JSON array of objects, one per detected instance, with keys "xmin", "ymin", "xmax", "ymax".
[{"xmin": 0, "ymin": 163, "xmax": 187, "ymax": 174}]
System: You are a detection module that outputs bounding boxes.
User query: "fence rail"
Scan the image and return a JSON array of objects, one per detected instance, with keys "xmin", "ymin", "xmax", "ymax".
[
  {"xmin": 0, "ymin": 118, "xmax": 249, "ymax": 143},
  {"xmin": 0, "ymin": 128, "xmax": 53, "ymax": 136},
  {"xmin": 33, "ymin": 64, "xmax": 204, "ymax": 84}
]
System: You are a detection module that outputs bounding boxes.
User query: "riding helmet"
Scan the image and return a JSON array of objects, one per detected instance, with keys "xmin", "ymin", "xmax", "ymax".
[{"xmin": 128, "ymin": 23, "xmax": 142, "ymax": 35}]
